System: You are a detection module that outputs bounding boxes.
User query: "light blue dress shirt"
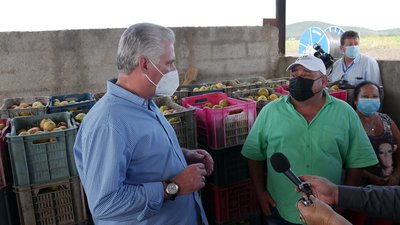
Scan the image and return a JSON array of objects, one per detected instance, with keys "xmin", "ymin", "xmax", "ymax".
[
  {"xmin": 74, "ymin": 79, "xmax": 208, "ymax": 225},
  {"xmin": 329, "ymin": 54, "xmax": 382, "ymax": 86}
]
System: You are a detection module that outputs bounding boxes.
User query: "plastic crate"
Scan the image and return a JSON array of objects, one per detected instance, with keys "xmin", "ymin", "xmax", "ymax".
[
  {"xmin": 1, "ymin": 118, "xmax": 11, "ymax": 188},
  {"xmin": 174, "ymin": 80, "xmax": 238, "ymax": 104},
  {"xmin": 275, "ymin": 85, "xmax": 348, "ymax": 101},
  {"xmin": 6, "ymin": 112, "xmax": 78, "ymax": 186},
  {"xmin": 48, "ymin": 93, "xmax": 95, "ymax": 113},
  {"xmin": 93, "ymin": 92, "xmax": 105, "ymax": 102},
  {"xmin": 182, "ymin": 93, "xmax": 256, "ymax": 150},
  {"xmin": 0, "ymin": 185, "xmax": 20, "ymax": 225},
  {"xmin": 231, "ymin": 88, "xmax": 282, "ymax": 115},
  {"xmin": 0, "ymin": 96, "xmax": 49, "ymax": 118},
  {"xmin": 200, "ymin": 144, "xmax": 249, "ymax": 186},
  {"xmin": 265, "ymin": 77, "xmax": 290, "ymax": 88},
  {"xmin": 202, "ymin": 179, "xmax": 259, "ymax": 224},
  {"xmin": 154, "ymin": 97, "xmax": 197, "ymax": 149},
  {"xmin": 202, "ymin": 80, "xmax": 240, "ymax": 97},
  {"xmin": 210, "ymin": 212, "xmax": 261, "ymax": 225},
  {"xmin": 14, "ymin": 176, "xmax": 88, "ymax": 225},
  {"xmin": 234, "ymin": 76, "xmax": 268, "ymax": 90}
]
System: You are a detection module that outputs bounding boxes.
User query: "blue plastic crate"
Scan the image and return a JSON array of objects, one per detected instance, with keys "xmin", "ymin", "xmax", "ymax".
[{"xmin": 48, "ymin": 93, "xmax": 95, "ymax": 113}]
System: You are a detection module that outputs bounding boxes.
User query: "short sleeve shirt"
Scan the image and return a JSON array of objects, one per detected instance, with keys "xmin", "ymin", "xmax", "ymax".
[{"xmin": 241, "ymin": 92, "xmax": 378, "ymax": 223}]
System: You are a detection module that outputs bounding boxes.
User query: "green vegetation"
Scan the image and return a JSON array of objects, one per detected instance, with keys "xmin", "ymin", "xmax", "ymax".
[{"xmin": 361, "ymin": 35, "xmax": 400, "ymax": 49}]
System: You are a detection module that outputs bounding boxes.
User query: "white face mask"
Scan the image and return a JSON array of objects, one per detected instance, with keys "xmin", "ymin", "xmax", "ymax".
[{"xmin": 145, "ymin": 60, "xmax": 179, "ymax": 97}]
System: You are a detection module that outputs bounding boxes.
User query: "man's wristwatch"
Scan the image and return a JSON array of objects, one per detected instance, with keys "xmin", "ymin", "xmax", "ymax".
[{"xmin": 165, "ymin": 181, "xmax": 179, "ymax": 200}]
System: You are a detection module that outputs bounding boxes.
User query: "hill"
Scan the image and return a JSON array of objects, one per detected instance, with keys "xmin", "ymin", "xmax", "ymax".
[{"xmin": 286, "ymin": 21, "xmax": 400, "ymax": 39}]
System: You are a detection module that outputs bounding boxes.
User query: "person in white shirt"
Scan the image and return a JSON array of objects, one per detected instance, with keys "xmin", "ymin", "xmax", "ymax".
[{"xmin": 329, "ymin": 30, "xmax": 382, "ymax": 86}]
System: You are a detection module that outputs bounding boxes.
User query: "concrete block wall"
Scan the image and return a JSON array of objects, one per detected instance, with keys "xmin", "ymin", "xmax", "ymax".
[
  {"xmin": 0, "ymin": 25, "xmax": 281, "ymax": 103},
  {"xmin": 173, "ymin": 26, "xmax": 281, "ymax": 82}
]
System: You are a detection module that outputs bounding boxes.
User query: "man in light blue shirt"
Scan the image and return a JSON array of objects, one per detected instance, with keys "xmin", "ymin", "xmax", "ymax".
[
  {"xmin": 74, "ymin": 23, "xmax": 214, "ymax": 225},
  {"xmin": 329, "ymin": 30, "xmax": 382, "ymax": 86}
]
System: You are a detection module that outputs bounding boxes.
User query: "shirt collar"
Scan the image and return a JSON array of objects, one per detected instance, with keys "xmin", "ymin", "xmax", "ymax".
[{"xmin": 107, "ymin": 78, "xmax": 152, "ymax": 109}]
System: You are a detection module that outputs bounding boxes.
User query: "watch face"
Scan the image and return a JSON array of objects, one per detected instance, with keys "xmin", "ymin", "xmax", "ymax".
[{"xmin": 166, "ymin": 183, "xmax": 179, "ymax": 195}]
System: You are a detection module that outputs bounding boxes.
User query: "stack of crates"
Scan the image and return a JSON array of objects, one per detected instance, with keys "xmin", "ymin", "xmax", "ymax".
[
  {"xmin": 0, "ymin": 118, "xmax": 20, "ymax": 225},
  {"xmin": 154, "ymin": 96, "xmax": 198, "ymax": 149},
  {"xmin": 6, "ymin": 112, "xmax": 89, "ymax": 225},
  {"xmin": 182, "ymin": 93, "xmax": 260, "ymax": 224}
]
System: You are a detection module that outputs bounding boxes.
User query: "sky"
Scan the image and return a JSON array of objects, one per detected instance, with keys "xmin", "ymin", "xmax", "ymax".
[{"xmin": 0, "ymin": 0, "xmax": 398, "ymax": 32}]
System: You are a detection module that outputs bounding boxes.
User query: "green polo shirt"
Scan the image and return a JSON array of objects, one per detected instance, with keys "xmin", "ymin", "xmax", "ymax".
[{"xmin": 241, "ymin": 91, "xmax": 378, "ymax": 224}]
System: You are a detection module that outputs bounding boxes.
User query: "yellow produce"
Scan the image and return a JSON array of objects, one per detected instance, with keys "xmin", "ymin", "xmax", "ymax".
[
  {"xmin": 43, "ymin": 120, "xmax": 56, "ymax": 132},
  {"xmin": 59, "ymin": 101, "xmax": 69, "ymax": 106},
  {"xmin": 0, "ymin": 123, "xmax": 4, "ymax": 130},
  {"xmin": 257, "ymin": 88, "xmax": 270, "ymax": 97},
  {"xmin": 330, "ymin": 85, "xmax": 339, "ymax": 91},
  {"xmin": 215, "ymin": 83, "xmax": 225, "ymax": 89},
  {"xmin": 27, "ymin": 127, "xmax": 40, "ymax": 134},
  {"xmin": 203, "ymin": 102, "xmax": 213, "ymax": 108},
  {"xmin": 19, "ymin": 102, "xmax": 29, "ymax": 108},
  {"xmin": 74, "ymin": 113, "xmax": 86, "ymax": 122},
  {"xmin": 267, "ymin": 94, "xmax": 279, "ymax": 101},
  {"xmin": 219, "ymin": 99, "xmax": 229, "ymax": 107},
  {"xmin": 32, "ymin": 101, "xmax": 45, "ymax": 108},
  {"xmin": 212, "ymin": 105, "xmax": 223, "ymax": 109},
  {"xmin": 257, "ymin": 95, "xmax": 268, "ymax": 101},
  {"xmin": 159, "ymin": 105, "xmax": 169, "ymax": 113}
]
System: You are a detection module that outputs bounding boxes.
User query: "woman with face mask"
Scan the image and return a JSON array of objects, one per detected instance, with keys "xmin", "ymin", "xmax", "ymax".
[{"xmin": 348, "ymin": 81, "xmax": 400, "ymax": 225}]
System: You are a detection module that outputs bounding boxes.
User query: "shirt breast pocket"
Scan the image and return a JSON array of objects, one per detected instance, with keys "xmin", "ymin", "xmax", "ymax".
[{"xmin": 317, "ymin": 125, "xmax": 346, "ymax": 156}]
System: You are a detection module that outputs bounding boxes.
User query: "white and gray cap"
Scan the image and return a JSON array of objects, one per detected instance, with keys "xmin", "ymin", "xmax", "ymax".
[{"xmin": 286, "ymin": 55, "xmax": 326, "ymax": 75}]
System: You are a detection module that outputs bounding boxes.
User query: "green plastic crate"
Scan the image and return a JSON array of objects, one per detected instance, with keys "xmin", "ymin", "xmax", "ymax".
[
  {"xmin": 14, "ymin": 176, "xmax": 88, "ymax": 225},
  {"xmin": 154, "ymin": 97, "xmax": 197, "ymax": 149},
  {"xmin": 6, "ymin": 112, "xmax": 78, "ymax": 186}
]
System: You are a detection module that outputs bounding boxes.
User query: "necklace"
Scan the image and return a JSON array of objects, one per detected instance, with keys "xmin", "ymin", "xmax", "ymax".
[{"xmin": 360, "ymin": 115, "xmax": 377, "ymax": 136}]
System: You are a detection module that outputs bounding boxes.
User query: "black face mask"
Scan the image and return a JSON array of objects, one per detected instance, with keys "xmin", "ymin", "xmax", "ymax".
[{"xmin": 289, "ymin": 76, "xmax": 321, "ymax": 101}]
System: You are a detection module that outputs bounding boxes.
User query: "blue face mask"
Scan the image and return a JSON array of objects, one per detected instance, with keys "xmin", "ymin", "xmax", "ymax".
[
  {"xmin": 345, "ymin": 45, "xmax": 360, "ymax": 59},
  {"xmin": 357, "ymin": 98, "xmax": 380, "ymax": 116}
]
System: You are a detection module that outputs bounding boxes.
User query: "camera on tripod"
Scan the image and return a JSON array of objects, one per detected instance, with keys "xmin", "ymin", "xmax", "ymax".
[{"xmin": 313, "ymin": 44, "xmax": 334, "ymax": 70}]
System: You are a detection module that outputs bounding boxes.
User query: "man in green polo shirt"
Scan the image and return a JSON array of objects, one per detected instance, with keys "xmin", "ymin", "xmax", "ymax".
[{"xmin": 241, "ymin": 55, "xmax": 378, "ymax": 225}]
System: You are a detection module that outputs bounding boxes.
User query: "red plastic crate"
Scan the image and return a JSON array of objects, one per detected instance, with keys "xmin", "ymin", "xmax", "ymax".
[
  {"xmin": 202, "ymin": 179, "xmax": 259, "ymax": 224},
  {"xmin": 275, "ymin": 85, "xmax": 347, "ymax": 101},
  {"xmin": 182, "ymin": 93, "xmax": 256, "ymax": 150},
  {"xmin": 0, "ymin": 119, "xmax": 11, "ymax": 188}
]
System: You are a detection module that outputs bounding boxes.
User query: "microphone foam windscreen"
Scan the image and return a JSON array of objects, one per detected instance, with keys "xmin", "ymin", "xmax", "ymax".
[{"xmin": 270, "ymin": 152, "xmax": 290, "ymax": 173}]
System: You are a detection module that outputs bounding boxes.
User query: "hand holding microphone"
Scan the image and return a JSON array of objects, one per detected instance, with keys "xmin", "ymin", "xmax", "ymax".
[{"xmin": 270, "ymin": 152, "xmax": 313, "ymax": 206}]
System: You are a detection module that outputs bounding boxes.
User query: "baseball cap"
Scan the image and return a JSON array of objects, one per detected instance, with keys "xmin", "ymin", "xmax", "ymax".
[{"xmin": 286, "ymin": 55, "xmax": 327, "ymax": 75}]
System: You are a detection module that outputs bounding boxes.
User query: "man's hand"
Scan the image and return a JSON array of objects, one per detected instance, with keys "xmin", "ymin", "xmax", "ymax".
[
  {"xmin": 298, "ymin": 175, "xmax": 339, "ymax": 206},
  {"xmin": 297, "ymin": 195, "xmax": 351, "ymax": 225},
  {"xmin": 183, "ymin": 149, "xmax": 214, "ymax": 176},
  {"xmin": 257, "ymin": 191, "xmax": 276, "ymax": 216},
  {"xmin": 173, "ymin": 163, "xmax": 207, "ymax": 195}
]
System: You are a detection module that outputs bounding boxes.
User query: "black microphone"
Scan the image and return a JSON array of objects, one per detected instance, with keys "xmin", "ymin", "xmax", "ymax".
[
  {"xmin": 270, "ymin": 152, "xmax": 303, "ymax": 186},
  {"xmin": 270, "ymin": 152, "xmax": 313, "ymax": 205}
]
